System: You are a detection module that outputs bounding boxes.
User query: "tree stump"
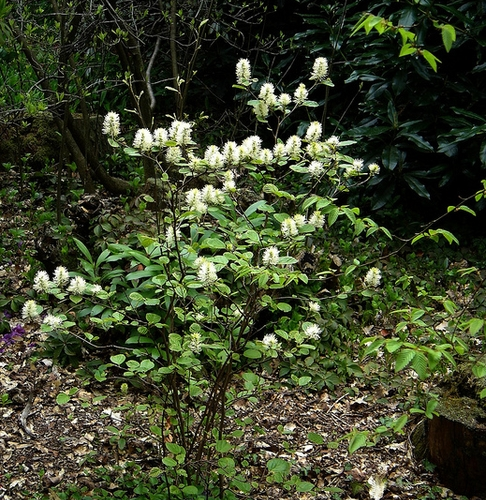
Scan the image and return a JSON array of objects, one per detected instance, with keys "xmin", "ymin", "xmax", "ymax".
[{"xmin": 427, "ymin": 395, "xmax": 486, "ymax": 498}]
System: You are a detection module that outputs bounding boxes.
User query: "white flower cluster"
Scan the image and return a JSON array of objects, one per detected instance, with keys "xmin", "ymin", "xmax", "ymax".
[
  {"xmin": 262, "ymin": 333, "xmax": 281, "ymax": 351},
  {"xmin": 185, "ymin": 185, "xmax": 225, "ymax": 213},
  {"xmin": 188, "ymin": 332, "xmax": 203, "ymax": 353},
  {"xmin": 236, "ymin": 58, "xmax": 252, "ymax": 85},
  {"xmin": 194, "ymin": 257, "xmax": 218, "ymax": 287},
  {"xmin": 303, "ymin": 322, "xmax": 321, "ymax": 340},
  {"xmin": 364, "ymin": 267, "xmax": 382, "ymax": 288},
  {"xmin": 281, "ymin": 213, "xmax": 310, "ymax": 238},
  {"xmin": 32, "ymin": 267, "xmax": 104, "ymax": 297},
  {"xmin": 262, "ymin": 246, "xmax": 279, "ymax": 266},
  {"xmin": 102, "ymin": 112, "xmax": 121, "ymax": 139}
]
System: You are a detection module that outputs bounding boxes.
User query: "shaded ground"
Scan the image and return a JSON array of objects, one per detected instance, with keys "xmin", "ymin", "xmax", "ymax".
[{"xmin": 0, "ymin": 337, "xmax": 471, "ymax": 499}]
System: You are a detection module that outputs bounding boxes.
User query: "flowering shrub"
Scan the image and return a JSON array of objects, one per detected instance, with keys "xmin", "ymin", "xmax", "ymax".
[{"xmin": 24, "ymin": 58, "xmax": 393, "ymax": 497}]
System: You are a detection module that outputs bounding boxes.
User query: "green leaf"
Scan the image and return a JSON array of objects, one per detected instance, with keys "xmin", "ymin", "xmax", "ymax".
[
  {"xmin": 469, "ymin": 318, "xmax": 484, "ymax": 336},
  {"xmin": 393, "ymin": 414, "xmax": 408, "ymax": 433},
  {"xmin": 296, "ymin": 481, "xmax": 315, "ymax": 492},
  {"xmin": 243, "ymin": 349, "xmax": 262, "ymax": 359},
  {"xmin": 267, "ymin": 458, "xmax": 291, "ymax": 474},
  {"xmin": 162, "ymin": 457, "xmax": 177, "ymax": 467},
  {"xmin": 73, "ymin": 238, "xmax": 94, "ymax": 265},
  {"xmin": 298, "ymin": 376, "xmax": 312, "ymax": 386},
  {"xmin": 348, "ymin": 431, "xmax": 368, "ymax": 454},
  {"xmin": 395, "ymin": 348, "xmax": 415, "ymax": 372},
  {"xmin": 110, "ymin": 354, "xmax": 126, "ymax": 365},
  {"xmin": 201, "ymin": 237, "xmax": 226, "ymax": 250},
  {"xmin": 421, "ymin": 49, "xmax": 441, "ymax": 72},
  {"xmin": 166, "ymin": 443, "xmax": 185, "ymax": 455},
  {"xmin": 411, "ymin": 352, "xmax": 428, "ymax": 380},
  {"xmin": 441, "ymin": 24, "xmax": 456, "ymax": 53},
  {"xmin": 146, "ymin": 313, "xmax": 161, "ymax": 324},
  {"xmin": 472, "ymin": 363, "xmax": 486, "ymax": 378},
  {"xmin": 244, "ymin": 200, "xmax": 271, "ymax": 216},
  {"xmin": 182, "ymin": 486, "xmax": 199, "ymax": 495},
  {"xmin": 307, "ymin": 432, "xmax": 324, "ymax": 445},
  {"xmin": 215, "ymin": 440, "xmax": 232, "ymax": 453},
  {"xmin": 277, "ymin": 302, "xmax": 292, "ymax": 312},
  {"xmin": 56, "ymin": 392, "xmax": 71, "ymax": 405}
]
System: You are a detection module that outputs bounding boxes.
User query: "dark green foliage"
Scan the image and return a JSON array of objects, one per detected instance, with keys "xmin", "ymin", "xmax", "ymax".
[{"xmin": 288, "ymin": 0, "xmax": 486, "ymax": 216}]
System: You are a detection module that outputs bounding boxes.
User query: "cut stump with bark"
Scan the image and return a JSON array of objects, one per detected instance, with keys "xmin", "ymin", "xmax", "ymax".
[{"xmin": 427, "ymin": 395, "xmax": 486, "ymax": 498}]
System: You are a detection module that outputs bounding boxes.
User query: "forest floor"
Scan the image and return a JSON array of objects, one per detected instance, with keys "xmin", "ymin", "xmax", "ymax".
[
  {"xmin": 0, "ymin": 338, "xmax": 473, "ymax": 500},
  {"xmin": 0, "ymin": 167, "xmax": 480, "ymax": 499}
]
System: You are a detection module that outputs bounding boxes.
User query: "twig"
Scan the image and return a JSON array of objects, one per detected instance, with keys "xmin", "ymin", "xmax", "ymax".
[{"xmin": 19, "ymin": 389, "xmax": 36, "ymax": 437}]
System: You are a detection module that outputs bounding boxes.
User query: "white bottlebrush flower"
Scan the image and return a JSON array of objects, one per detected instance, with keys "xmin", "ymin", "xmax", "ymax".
[
  {"xmin": 303, "ymin": 322, "xmax": 321, "ymax": 340},
  {"xmin": 293, "ymin": 214, "xmax": 307, "ymax": 228},
  {"xmin": 196, "ymin": 260, "xmax": 218, "ymax": 287},
  {"xmin": 353, "ymin": 158, "xmax": 364, "ymax": 170},
  {"xmin": 262, "ymin": 333, "xmax": 281, "ymax": 351},
  {"xmin": 222, "ymin": 141, "xmax": 241, "ymax": 166},
  {"xmin": 306, "ymin": 141, "xmax": 326, "ymax": 160},
  {"xmin": 186, "ymin": 188, "xmax": 202, "ymax": 209},
  {"xmin": 305, "ymin": 121, "xmax": 323, "ymax": 142},
  {"xmin": 309, "ymin": 210, "xmax": 325, "ymax": 228},
  {"xmin": 368, "ymin": 162, "xmax": 381, "ymax": 176},
  {"xmin": 22, "ymin": 300, "xmax": 41, "ymax": 322},
  {"xmin": 133, "ymin": 128, "xmax": 153, "ymax": 152},
  {"xmin": 262, "ymin": 246, "xmax": 279, "ymax": 266},
  {"xmin": 201, "ymin": 184, "xmax": 224, "ymax": 205},
  {"xmin": 309, "ymin": 301, "xmax": 321, "ymax": 313},
  {"xmin": 285, "ymin": 135, "xmax": 302, "ymax": 157},
  {"xmin": 222, "ymin": 170, "xmax": 237, "ymax": 193},
  {"xmin": 259, "ymin": 82, "xmax": 277, "ymax": 107},
  {"xmin": 169, "ymin": 120, "xmax": 193, "ymax": 145},
  {"xmin": 259, "ymin": 148, "xmax": 274, "ymax": 164},
  {"xmin": 188, "ymin": 332, "xmax": 202, "ymax": 354},
  {"xmin": 165, "ymin": 146, "xmax": 183, "ymax": 164},
  {"xmin": 293, "ymin": 83, "xmax": 309, "ymax": 104},
  {"xmin": 273, "ymin": 142, "xmax": 287, "ymax": 159},
  {"xmin": 53, "ymin": 266, "xmax": 70, "ymax": 288},
  {"xmin": 102, "ymin": 111, "xmax": 121, "ymax": 138},
  {"xmin": 281, "ymin": 217, "xmax": 299, "ymax": 238},
  {"xmin": 33, "ymin": 270, "xmax": 52, "ymax": 293},
  {"xmin": 308, "ymin": 160, "xmax": 324, "ymax": 178},
  {"xmin": 253, "ymin": 100, "xmax": 269, "ymax": 121},
  {"xmin": 326, "ymin": 135, "xmax": 341, "ymax": 148},
  {"xmin": 89, "ymin": 284, "xmax": 103, "ymax": 295},
  {"xmin": 310, "ymin": 57, "xmax": 329, "ymax": 82},
  {"xmin": 364, "ymin": 267, "xmax": 382, "ymax": 288},
  {"xmin": 277, "ymin": 93, "xmax": 292, "ymax": 108},
  {"xmin": 43, "ymin": 313, "xmax": 63, "ymax": 328},
  {"xmin": 165, "ymin": 226, "xmax": 181, "ymax": 247},
  {"xmin": 236, "ymin": 58, "xmax": 252, "ymax": 85},
  {"xmin": 67, "ymin": 276, "xmax": 87, "ymax": 295},
  {"xmin": 153, "ymin": 128, "xmax": 169, "ymax": 147},
  {"xmin": 241, "ymin": 136, "xmax": 262, "ymax": 160},
  {"xmin": 204, "ymin": 145, "xmax": 225, "ymax": 170}
]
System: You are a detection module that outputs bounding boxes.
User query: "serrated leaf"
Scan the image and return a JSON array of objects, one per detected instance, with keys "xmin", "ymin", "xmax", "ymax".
[
  {"xmin": 411, "ymin": 351, "xmax": 428, "ymax": 379},
  {"xmin": 441, "ymin": 24, "xmax": 456, "ymax": 53},
  {"xmin": 394, "ymin": 348, "xmax": 415, "ymax": 372}
]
